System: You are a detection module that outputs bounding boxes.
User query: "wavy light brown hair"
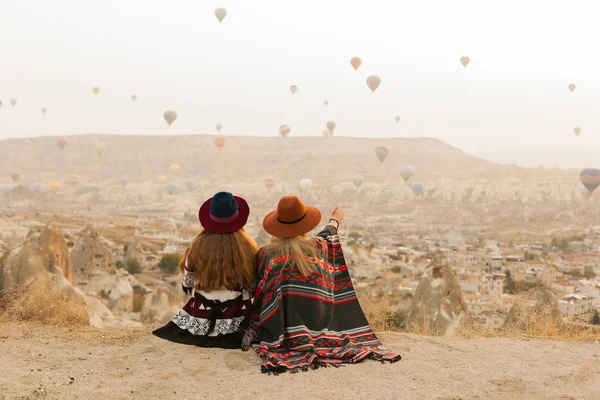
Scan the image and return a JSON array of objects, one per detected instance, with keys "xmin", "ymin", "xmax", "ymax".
[
  {"xmin": 179, "ymin": 228, "xmax": 258, "ymax": 291},
  {"xmin": 262, "ymin": 234, "xmax": 318, "ymax": 276}
]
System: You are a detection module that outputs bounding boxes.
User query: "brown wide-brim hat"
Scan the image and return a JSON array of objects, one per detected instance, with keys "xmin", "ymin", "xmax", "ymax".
[{"xmin": 263, "ymin": 196, "xmax": 321, "ymax": 238}]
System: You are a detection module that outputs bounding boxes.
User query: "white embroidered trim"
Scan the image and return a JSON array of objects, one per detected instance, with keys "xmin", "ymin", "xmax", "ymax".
[{"xmin": 172, "ymin": 309, "xmax": 245, "ymax": 337}]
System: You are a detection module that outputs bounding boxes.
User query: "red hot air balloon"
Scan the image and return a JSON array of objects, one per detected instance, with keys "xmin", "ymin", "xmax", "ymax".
[{"xmin": 57, "ymin": 138, "xmax": 67, "ymax": 151}]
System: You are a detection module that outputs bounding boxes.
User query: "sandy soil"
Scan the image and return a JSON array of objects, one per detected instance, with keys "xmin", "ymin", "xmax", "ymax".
[{"xmin": 0, "ymin": 322, "xmax": 599, "ymax": 400}]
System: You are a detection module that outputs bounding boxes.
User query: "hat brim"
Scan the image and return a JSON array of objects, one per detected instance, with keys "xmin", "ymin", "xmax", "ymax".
[
  {"xmin": 199, "ymin": 196, "xmax": 250, "ymax": 234},
  {"xmin": 262, "ymin": 206, "xmax": 322, "ymax": 238}
]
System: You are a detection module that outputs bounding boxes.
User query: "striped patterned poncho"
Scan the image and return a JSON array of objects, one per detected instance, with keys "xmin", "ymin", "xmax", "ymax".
[{"xmin": 244, "ymin": 227, "xmax": 401, "ymax": 374}]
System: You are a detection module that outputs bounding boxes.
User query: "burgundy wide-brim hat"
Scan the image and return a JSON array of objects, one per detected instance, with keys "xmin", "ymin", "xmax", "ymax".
[
  {"xmin": 198, "ymin": 192, "xmax": 250, "ymax": 234},
  {"xmin": 263, "ymin": 196, "xmax": 321, "ymax": 238}
]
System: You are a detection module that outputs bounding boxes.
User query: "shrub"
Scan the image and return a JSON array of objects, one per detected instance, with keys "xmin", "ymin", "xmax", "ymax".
[
  {"xmin": 126, "ymin": 258, "xmax": 142, "ymax": 274},
  {"xmin": 583, "ymin": 266, "xmax": 597, "ymax": 279},
  {"xmin": 158, "ymin": 253, "xmax": 181, "ymax": 274},
  {"xmin": 1, "ymin": 278, "xmax": 89, "ymax": 326},
  {"xmin": 115, "ymin": 260, "xmax": 124, "ymax": 270},
  {"xmin": 66, "ymin": 241, "xmax": 74, "ymax": 248},
  {"xmin": 591, "ymin": 310, "xmax": 600, "ymax": 326},
  {"xmin": 348, "ymin": 232, "xmax": 361, "ymax": 240}
]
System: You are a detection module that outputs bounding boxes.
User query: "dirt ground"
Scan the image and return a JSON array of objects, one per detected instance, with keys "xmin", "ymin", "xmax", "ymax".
[{"xmin": 0, "ymin": 322, "xmax": 599, "ymax": 400}]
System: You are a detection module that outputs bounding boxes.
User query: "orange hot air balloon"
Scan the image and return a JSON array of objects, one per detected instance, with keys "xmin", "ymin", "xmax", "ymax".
[
  {"xmin": 263, "ymin": 177, "xmax": 276, "ymax": 190},
  {"xmin": 95, "ymin": 146, "xmax": 105, "ymax": 158},
  {"xmin": 350, "ymin": 57, "xmax": 362, "ymax": 70},
  {"xmin": 57, "ymin": 138, "xmax": 67, "ymax": 151},
  {"xmin": 214, "ymin": 137, "xmax": 226, "ymax": 151}
]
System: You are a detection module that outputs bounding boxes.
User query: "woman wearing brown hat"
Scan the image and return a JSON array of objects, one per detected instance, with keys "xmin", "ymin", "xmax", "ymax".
[{"xmin": 242, "ymin": 196, "xmax": 401, "ymax": 374}]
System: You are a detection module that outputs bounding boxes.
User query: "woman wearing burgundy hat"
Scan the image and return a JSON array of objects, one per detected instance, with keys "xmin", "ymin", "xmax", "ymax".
[
  {"xmin": 243, "ymin": 196, "xmax": 401, "ymax": 374},
  {"xmin": 152, "ymin": 192, "xmax": 258, "ymax": 349}
]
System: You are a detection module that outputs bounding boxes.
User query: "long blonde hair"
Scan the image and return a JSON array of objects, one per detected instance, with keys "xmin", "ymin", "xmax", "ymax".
[
  {"xmin": 179, "ymin": 228, "xmax": 258, "ymax": 291},
  {"xmin": 262, "ymin": 234, "xmax": 318, "ymax": 276}
]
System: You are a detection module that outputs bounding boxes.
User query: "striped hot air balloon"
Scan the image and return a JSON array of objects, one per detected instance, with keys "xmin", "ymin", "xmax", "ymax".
[
  {"xmin": 263, "ymin": 177, "xmax": 276, "ymax": 190},
  {"xmin": 580, "ymin": 168, "xmax": 600, "ymax": 194},
  {"xmin": 214, "ymin": 137, "xmax": 226, "ymax": 151}
]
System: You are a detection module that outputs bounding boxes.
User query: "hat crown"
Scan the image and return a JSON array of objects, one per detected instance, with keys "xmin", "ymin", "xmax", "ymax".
[
  {"xmin": 277, "ymin": 196, "xmax": 307, "ymax": 223},
  {"xmin": 209, "ymin": 192, "xmax": 238, "ymax": 218}
]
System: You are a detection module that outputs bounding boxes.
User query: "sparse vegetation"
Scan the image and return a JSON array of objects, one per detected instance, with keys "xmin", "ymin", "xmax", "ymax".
[
  {"xmin": 115, "ymin": 260, "xmax": 124, "ymax": 269},
  {"xmin": 551, "ymin": 237, "xmax": 570, "ymax": 253},
  {"xmin": 591, "ymin": 310, "xmax": 600, "ymax": 326},
  {"xmin": 0, "ymin": 278, "xmax": 89, "ymax": 326},
  {"xmin": 583, "ymin": 266, "xmax": 596, "ymax": 279},
  {"xmin": 158, "ymin": 253, "xmax": 180, "ymax": 274},
  {"xmin": 126, "ymin": 258, "xmax": 142, "ymax": 274}
]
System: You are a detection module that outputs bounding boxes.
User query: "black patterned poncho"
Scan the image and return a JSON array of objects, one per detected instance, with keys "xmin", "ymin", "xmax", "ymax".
[{"xmin": 243, "ymin": 226, "xmax": 401, "ymax": 374}]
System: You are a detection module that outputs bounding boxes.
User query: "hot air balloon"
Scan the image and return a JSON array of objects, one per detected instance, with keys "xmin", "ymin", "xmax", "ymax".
[
  {"xmin": 400, "ymin": 165, "xmax": 415, "ymax": 183},
  {"xmin": 131, "ymin": 95, "xmax": 137, "ymax": 102},
  {"xmin": 184, "ymin": 179, "xmax": 197, "ymax": 191},
  {"xmin": 67, "ymin": 174, "xmax": 80, "ymax": 185},
  {"xmin": 322, "ymin": 129, "xmax": 331, "ymax": 137},
  {"xmin": 57, "ymin": 138, "xmax": 67, "ymax": 151},
  {"xmin": 92, "ymin": 87, "xmax": 100, "ymax": 96},
  {"xmin": 164, "ymin": 110, "xmax": 177, "ymax": 126},
  {"xmin": 289, "ymin": 85, "xmax": 298, "ymax": 95},
  {"xmin": 326, "ymin": 121, "xmax": 336, "ymax": 133},
  {"xmin": 166, "ymin": 182, "xmax": 178, "ymax": 195},
  {"xmin": 350, "ymin": 57, "xmax": 362, "ymax": 71},
  {"xmin": 216, "ymin": 124, "xmax": 223, "ymax": 132},
  {"xmin": 353, "ymin": 175, "xmax": 364, "ymax": 189},
  {"xmin": 394, "ymin": 116, "xmax": 400, "ymax": 123},
  {"xmin": 9, "ymin": 98, "xmax": 17, "ymax": 106},
  {"xmin": 374, "ymin": 146, "xmax": 390, "ymax": 163},
  {"xmin": 411, "ymin": 184, "xmax": 424, "ymax": 198},
  {"xmin": 580, "ymin": 168, "xmax": 600, "ymax": 194},
  {"xmin": 170, "ymin": 164, "xmax": 181, "ymax": 173},
  {"xmin": 49, "ymin": 182, "xmax": 61, "ymax": 194},
  {"xmin": 10, "ymin": 173, "xmax": 19, "ymax": 183},
  {"xmin": 215, "ymin": 8, "xmax": 227, "ymax": 23},
  {"xmin": 263, "ymin": 177, "xmax": 276, "ymax": 190},
  {"xmin": 279, "ymin": 125, "xmax": 291, "ymax": 138},
  {"xmin": 298, "ymin": 178, "xmax": 312, "ymax": 192},
  {"xmin": 323, "ymin": 100, "xmax": 329, "ymax": 107},
  {"xmin": 41, "ymin": 108, "xmax": 47, "ymax": 116},
  {"xmin": 568, "ymin": 84, "xmax": 576, "ymax": 93},
  {"xmin": 214, "ymin": 137, "xmax": 226, "ymax": 151},
  {"xmin": 460, "ymin": 57, "xmax": 470, "ymax": 67},
  {"xmin": 358, "ymin": 168, "xmax": 368, "ymax": 176},
  {"xmin": 574, "ymin": 127, "xmax": 582, "ymax": 136},
  {"xmin": 157, "ymin": 175, "xmax": 167, "ymax": 185},
  {"xmin": 366, "ymin": 76, "xmax": 381, "ymax": 93},
  {"xmin": 95, "ymin": 146, "xmax": 105, "ymax": 158}
]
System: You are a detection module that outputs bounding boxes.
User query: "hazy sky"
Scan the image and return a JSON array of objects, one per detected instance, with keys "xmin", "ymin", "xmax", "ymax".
[{"xmin": 1, "ymin": 0, "xmax": 599, "ymax": 152}]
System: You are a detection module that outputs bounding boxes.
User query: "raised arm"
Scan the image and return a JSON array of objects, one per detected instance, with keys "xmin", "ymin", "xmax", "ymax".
[{"xmin": 316, "ymin": 205, "xmax": 345, "ymax": 239}]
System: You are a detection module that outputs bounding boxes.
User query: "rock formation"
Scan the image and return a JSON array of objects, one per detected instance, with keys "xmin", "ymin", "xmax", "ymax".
[
  {"xmin": 407, "ymin": 257, "xmax": 467, "ymax": 335},
  {"xmin": 505, "ymin": 288, "xmax": 561, "ymax": 329},
  {"xmin": 125, "ymin": 236, "xmax": 148, "ymax": 270},
  {"xmin": 71, "ymin": 226, "xmax": 115, "ymax": 282},
  {"xmin": 141, "ymin": 286, "xmax": 181, "ymax": 324},
  {"xmin": 1, "ymin": 226, "xmax": 73, "ymax": 290},
  {"xmin": 38, "ymin": 226, "xmax": 73, "ymax": 283}
]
